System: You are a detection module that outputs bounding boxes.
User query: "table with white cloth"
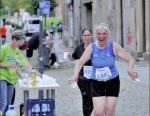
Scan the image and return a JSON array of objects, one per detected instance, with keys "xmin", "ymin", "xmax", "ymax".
[{"xmin": 19, "ymin": 74, "xmax": 59, "ymax": 115}]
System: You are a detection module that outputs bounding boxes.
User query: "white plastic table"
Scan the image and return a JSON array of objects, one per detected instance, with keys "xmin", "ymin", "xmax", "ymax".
[{"xmin": 19, "ymin": 74, "xmax": 59, "ymax": 115}]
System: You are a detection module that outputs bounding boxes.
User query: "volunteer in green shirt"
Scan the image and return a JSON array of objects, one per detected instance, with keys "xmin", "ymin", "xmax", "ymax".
[{"xmin": 0, "ymin": 31, "xmax": 33, "ymax": 115}]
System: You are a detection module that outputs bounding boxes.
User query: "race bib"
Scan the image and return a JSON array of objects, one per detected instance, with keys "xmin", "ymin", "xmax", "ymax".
[
  {"xmin": 83, "ymin": 66, "xmax": 93, "ymax": 79},
  {"xmin": 95, "ymin": 67, "xmax": 112, "ymax": 81}
]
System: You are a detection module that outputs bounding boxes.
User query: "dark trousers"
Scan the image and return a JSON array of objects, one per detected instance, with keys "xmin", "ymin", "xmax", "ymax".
[
  {"xmin": 50, "ymin": 32, "xmax": 55, "ymax": 39},
  {"xmin": 1, "ymin": 35, "xmax": 6, "ymax": 45},
  {"xmin": 11, "ymin": 88, "xmax": 15, "ymax": 105},
  {"xmin": 77, "ymin": 76, "xmax": 93, "ymax": 116},
  {"xmin": 49, "ymin": 53, "xmax": 57, "ymax": 65}
]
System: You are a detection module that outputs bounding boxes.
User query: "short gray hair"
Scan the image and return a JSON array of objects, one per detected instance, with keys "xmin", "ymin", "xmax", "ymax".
[{"xmin": 96, "ymin": 23, "xmax": 110, "ymax": 34}]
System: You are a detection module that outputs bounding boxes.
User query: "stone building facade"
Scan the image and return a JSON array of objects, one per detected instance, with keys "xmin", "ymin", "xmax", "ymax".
[
  {"xmin": 55, "ymin": 0, "xmax": 64, "ymax": 18},
  {"xmin": 62, "ymin": 0, "xmax": 149, "ymax": 60}
]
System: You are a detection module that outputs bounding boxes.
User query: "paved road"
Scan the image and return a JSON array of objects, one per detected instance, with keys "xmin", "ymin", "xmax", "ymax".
[
  {"xmin": 44, "ymin": 61, "xmax": 149, "ymax": 116},
  {"xmin": 50, "ymin": 35, "xmax": 149, "ymax": 116},
  {"xmin": 116, "ymin": 60, "xmax": 149, "ymax": 85}
]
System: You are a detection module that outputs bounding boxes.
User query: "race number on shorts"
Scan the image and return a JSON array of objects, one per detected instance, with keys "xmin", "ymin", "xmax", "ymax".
[
  {"xmin": 83, "ymin": 66, "xmax": 93, "ymax": 79},
  {"xmin": 95, "ymin": 67, "xmax": 112, "ymax": 81}
]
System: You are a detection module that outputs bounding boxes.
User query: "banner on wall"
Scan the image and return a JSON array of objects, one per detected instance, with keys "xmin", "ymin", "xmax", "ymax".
[{"xmin": 123, "ymin": 8, "xmax": 136, "ymax": 51}]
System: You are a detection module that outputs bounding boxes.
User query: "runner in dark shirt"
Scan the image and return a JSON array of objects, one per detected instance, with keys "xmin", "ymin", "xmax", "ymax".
[{"xmin": 71, "ymin": 29, "xmax": 93, "ymax": 116}]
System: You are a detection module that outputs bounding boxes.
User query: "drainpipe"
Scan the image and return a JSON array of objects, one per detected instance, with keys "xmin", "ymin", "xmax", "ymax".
[{"xmin": 120, "ymin": 0, "xmax": 124, "ymax": 47}]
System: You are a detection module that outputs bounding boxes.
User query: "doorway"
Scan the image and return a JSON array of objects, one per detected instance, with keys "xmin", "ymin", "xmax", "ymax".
[{"xmin": 85, "ymin": 3, "xmax": 93, "ymax": 30}]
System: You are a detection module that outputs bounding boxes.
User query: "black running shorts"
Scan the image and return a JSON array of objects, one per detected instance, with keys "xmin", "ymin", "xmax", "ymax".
[{"xmin": 91, "ymin": 75, "xmax": 120, "ymax": 97}]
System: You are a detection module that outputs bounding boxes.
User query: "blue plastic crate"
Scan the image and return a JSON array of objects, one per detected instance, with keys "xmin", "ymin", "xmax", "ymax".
[{"xmin": 26, "ymin": 99, "xmax": 55, "ymax": 116}]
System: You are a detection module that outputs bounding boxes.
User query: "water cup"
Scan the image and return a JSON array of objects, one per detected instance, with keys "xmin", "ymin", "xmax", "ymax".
[
  {"xmin": 64, "ymin": 51, "xmax": 69, "ymax": 59},
  {"xmin": 135, "ymin": 78, "xmax": 140, "ymax": 82},
  {"xmin": 70, "ymin": 81, "xmax": 77, "ymax": 88}
]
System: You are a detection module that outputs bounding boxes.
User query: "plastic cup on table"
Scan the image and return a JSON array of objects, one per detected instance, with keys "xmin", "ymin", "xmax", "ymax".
[{"xmin": 64, "ymin": 51, "xmax": 69, "ymax": 60}]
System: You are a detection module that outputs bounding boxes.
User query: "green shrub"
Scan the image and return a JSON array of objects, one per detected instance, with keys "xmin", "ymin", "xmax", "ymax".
[{"xmin": 43, "ymin": 17, "xmax": 63, "ymax": 32}]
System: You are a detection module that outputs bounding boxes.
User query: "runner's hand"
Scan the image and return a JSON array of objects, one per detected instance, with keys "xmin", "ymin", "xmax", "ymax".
[
  {"xmin": 68, "ymin": 75, "xmax": 78, "ymax": 84},
  {"xmin": 128, "ymin": 69, "xmax": 138, "ymax": 80}
]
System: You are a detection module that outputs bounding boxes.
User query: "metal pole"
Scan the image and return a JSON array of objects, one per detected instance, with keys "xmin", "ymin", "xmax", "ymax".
[
  {"xmin": 43, "ymin": 14, "xmax": 49, "ymax": 67},
  {"xmin": 39, "ymin": 20, "xmax": 44, "ymax": 74},
  {"xmin": 44, "ymin": 14, "xmax": 46, "ymax": 28}
]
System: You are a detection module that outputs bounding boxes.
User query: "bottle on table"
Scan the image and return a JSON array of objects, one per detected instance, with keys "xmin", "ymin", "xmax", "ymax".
[
  {"xmin": 21, "ymin": 68, "xmax": 29, "ymax": 86},
  {"xmin": 5, "ymin": 105, "xmax": 17, "ymax": 116},
  {"xmin": 30, "ymin": 69, "xmax": 37, "ymax": 87}
]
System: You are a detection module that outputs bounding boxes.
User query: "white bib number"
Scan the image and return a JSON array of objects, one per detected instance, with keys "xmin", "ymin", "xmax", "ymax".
[
  {"xmin": 95, "ymin": 67, "xmax": 112, "ymax": 81},
  {"xmin": 83, "ymin": 66, "xmax": 93, "ymax": 79}
]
